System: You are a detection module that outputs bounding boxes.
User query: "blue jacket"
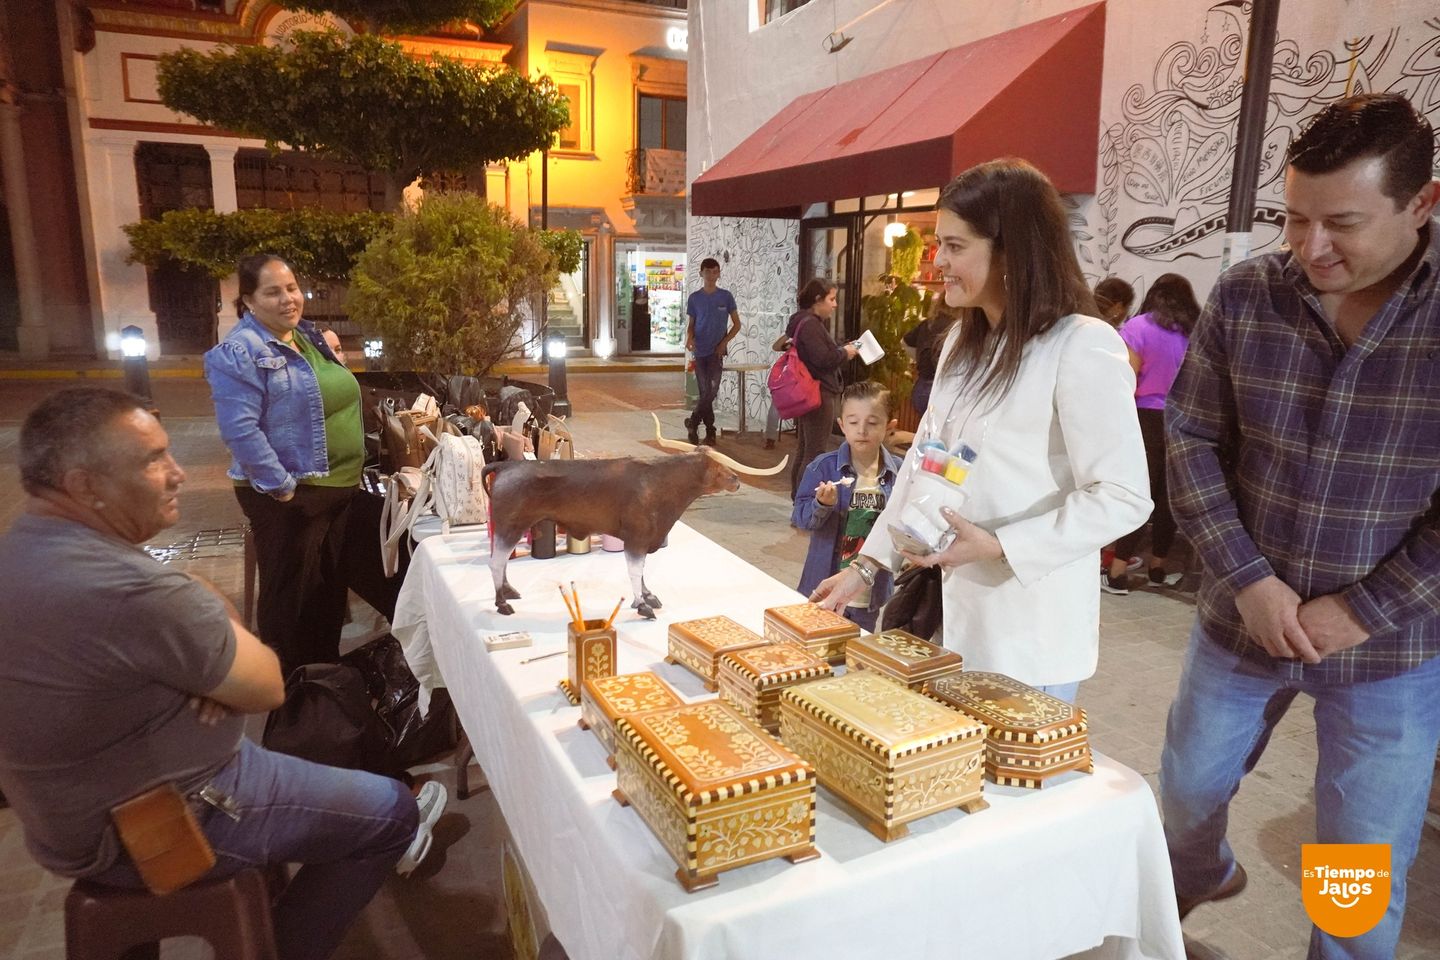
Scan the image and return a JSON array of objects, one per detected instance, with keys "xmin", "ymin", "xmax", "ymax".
[
  {"xmin": 792, "ymin": 441, "xmax": 901, "ymax": 611},
  {"xmin": 203, "ymin": 313, "xmax": 340, "ymax": 497}
]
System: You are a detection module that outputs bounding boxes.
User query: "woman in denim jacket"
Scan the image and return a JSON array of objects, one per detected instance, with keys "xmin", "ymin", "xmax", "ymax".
[{"xmin": 204, "ymin": 254, "xmax": 363, "ymax": 677}]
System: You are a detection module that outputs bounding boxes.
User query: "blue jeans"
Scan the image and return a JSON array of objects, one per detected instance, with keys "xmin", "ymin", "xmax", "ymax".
[
  {"xmin": 764, "ymin": 402, "xmax": 782, "ymax": 442},
  {"xmin": 91, "ymin": 740, "xmax": 418, "ymax": 960},
  {"xmin": 843, "ymin": 603, "xmax": 878, "ymax": 632},
  {"xmin": 1160, "ymin": 623, "xmax": 1440, "ymax": 960},
  {"xmin": 1035, "ymin": 682, "xmax": 1079, "ymax": 704},
  {"xmin": 692, "ymin": 353, "xmax": 723, "ymax": 430}
]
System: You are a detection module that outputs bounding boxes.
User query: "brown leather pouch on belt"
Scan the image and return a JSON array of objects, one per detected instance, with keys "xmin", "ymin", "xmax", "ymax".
[{"xmin": 110, "ymin": 784, "xmax": 216, "ymax": 895}]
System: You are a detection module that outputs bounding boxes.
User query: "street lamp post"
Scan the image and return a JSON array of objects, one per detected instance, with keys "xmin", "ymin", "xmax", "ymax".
[
  {"xmin": 547, "ymin": 335, "xmax": 572, "ymax": 417},
  {"xmin": 119, "ymin": 325, "xmax": 153, "ymax": 405}
]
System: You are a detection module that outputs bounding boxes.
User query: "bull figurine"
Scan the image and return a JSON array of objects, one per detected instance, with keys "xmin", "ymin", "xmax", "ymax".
[{"xmin": 480, "ymin": 414, "xmax": 787, "ymax": 619}]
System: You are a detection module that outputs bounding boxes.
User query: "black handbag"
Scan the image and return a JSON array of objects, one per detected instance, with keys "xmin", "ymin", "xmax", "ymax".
[{"xmin": 880, "ymin": 563, "xmax": 943, "ymax": 641}]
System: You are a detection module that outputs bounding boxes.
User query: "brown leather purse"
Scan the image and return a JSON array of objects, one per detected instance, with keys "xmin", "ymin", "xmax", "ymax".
[{"xmin": 111, "ymin": 784, "xmax": 216, "ymax": 895}]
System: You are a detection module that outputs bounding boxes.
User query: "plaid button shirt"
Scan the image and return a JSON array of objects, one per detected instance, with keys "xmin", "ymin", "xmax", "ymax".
[{"xmin": 1167, "ymin": 221, "xmax": 1440, "ymax": 683}]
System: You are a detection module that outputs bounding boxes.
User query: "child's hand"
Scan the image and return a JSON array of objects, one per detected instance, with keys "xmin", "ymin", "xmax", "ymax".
[{"xmin": 815, "ymin": 481, "xmax": 838, "ymax": 506}]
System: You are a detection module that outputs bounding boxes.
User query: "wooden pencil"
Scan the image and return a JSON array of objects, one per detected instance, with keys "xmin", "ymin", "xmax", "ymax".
[
  {"xmin": 557, "ymin": 584, "xmax": 578, "ymax": 623},
  {"xmin": 603, "ymin": 597, "xmax": 624, "ymax": 629}
]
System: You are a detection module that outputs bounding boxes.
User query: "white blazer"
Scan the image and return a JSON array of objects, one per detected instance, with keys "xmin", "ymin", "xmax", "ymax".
[{"xmin": 863, "ymin": 314, "xmax": 1152, "ymax": 686}]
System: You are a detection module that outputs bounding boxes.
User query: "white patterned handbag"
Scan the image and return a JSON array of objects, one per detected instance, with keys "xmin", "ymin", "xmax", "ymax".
[{"xmin": 411, "ymin": 431, "xmax": 489, "ymax": 536}]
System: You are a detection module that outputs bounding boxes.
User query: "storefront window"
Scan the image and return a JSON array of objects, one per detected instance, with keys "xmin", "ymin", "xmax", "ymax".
[
  {"xmin": 616, "ymin": 244, "xmax": 686, "ymax": 352},
  {"xmin": 858, "ymin": 209, "xmax": 939, "ymax": 300}
]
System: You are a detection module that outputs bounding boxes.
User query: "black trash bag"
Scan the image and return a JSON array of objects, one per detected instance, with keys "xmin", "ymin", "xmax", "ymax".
[
  {"xmin": 880, "ymin": 563, "xmax": 944, "ymax": 642},
  {"xmin": 262, "ymin": 663, "xmax": 394, "ymax": 775},
  {"xmin": 263, "ymin": 637, "xmax": 460, "ymax": 779},
  {"xmin": 344, "ymin": 635, "xmax": 461, "ymax": 771}
]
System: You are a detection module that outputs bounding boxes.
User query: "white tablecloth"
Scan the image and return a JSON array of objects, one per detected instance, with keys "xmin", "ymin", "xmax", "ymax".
[{"xmin": 393, "ymin": 523, "xmax": 1185, "ymax": 960}]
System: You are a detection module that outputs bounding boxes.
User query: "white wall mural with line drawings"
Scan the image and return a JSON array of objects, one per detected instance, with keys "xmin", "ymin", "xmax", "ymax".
[
  {"xmin": 687, "ymin": 213, "xmax": 800, "ymax": 431},
  {"xmin": 1084, "ymin": 3, "xmax": 1440, "ymax": 307}
]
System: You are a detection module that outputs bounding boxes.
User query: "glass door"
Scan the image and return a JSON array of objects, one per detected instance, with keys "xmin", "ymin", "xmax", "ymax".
[{"xmin": 800, "ymin": 217, "xmax": 856, "ymax": 343}]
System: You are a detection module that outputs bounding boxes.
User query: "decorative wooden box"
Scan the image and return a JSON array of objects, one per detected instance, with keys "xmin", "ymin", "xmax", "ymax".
[
  {"xmin": 924, "ymin": 672, "xmax": 1092, "ymax": 788},
  {"xmin": 778, "ymin": 671, "xmax": 988, "ymax": 842},
  {"xmin": 613, "ymin": 701, "xmax": 819, "ymax": 892},
  {"xmin": 580, "ymin": 671, "xmax": 684, "ymax": 769},
  {"xmin": 844, "ymin": 629, "xmax": 964, "ymax": 691},
  {"xmin": 666, "ymin": 616, "xmax": 770, "ymax": 691},
  {"xmin": 560, "ymin": 619, "xmax": 617, "ymax": 706},
  {"xmin": 763, "ymin": 603, "xmax": 860, "ymax": 665},
  {"xmin": 717, "ymin": 642, "xmax": 833, "ymax": 734}
]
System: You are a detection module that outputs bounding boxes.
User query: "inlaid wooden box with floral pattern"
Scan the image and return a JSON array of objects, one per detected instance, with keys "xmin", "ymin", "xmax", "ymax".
[
  {"xmin": 717, "ymin": 642, "xmax": 833, "ymax": 734},
  {"xmin": 580, "ymin": 671, "xmax": 684, "ymax": 769},
  {"xmin": 666, "ymin": 616, "xmax": 770, "ymax": 691},
  {"xmin": 778, "ymin": 671, "xmax": 988, "ymax": 842},
  {"xmin": 612, "ymin": 700, "xmax": 819, "ymax": 892},
  {"xmin": 844, "ymin": 629, "xmax": 964, "ymax": 691},
  {"xmin": 924, "ymin": 672, "xmax": 1092, "ymax": 788},
  {"xmin": 762, "ymin": 603, "xmax": 860, "ymax": 665}
]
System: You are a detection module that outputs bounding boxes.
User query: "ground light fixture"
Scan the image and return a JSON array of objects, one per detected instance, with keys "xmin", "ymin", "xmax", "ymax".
[
  {"xmin": 547, "ymin": 336, "xmax": 572, "ymax": 417},
  {"xmin": 119, "ymin": 325, "xmax": 153, "ymax": 403}
]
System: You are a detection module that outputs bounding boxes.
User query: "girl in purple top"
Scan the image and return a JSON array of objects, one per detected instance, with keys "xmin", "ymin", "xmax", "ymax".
[{"xmin": 1104, "ymin": 273, "xmax": 1200, "ymax": 593}]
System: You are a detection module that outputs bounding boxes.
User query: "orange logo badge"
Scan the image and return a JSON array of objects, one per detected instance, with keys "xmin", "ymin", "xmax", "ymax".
[{"xmin": 1301, "ymin": 844, "xmax": 1391, "ymax": 938}]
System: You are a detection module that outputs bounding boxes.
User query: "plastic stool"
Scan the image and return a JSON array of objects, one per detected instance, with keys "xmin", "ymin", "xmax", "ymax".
[{"xmin": 64, "ymin": 867, "xmax": 278, "ymax": 960}]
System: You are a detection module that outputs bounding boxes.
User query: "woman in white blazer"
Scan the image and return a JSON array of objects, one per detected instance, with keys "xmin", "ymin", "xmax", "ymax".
[{"xmin": 813, "ymin": 159, "xmax": 1151, "ymax": 702}]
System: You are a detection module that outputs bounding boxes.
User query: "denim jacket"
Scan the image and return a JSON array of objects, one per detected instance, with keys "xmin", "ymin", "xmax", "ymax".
[
  {"xmin": 204, "ymin": 313, "xmax": 339, "ymax": 496},
  {"xmin": 792, "ymin": 441, "xmax": 901, "ymax": 611}
]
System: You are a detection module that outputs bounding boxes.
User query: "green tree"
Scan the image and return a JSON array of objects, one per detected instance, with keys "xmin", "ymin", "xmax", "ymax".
[
  {"xmin": 860, "ymin": 227, "xmax": 930, "ymax": 409},
  {"xmin": 346, "ymin": 193, "xmax": 560, "ymax": 376},
  {"xmin": 156, "ymin": 31, "xmax": 569, "ymax": 209},
  {"xmin": 123, "ymin": 208, "xmax": 394, "ymax": 282},
  {"xmin": 287, "ymin": 0, "xmax": 516, "ymax": 34}
]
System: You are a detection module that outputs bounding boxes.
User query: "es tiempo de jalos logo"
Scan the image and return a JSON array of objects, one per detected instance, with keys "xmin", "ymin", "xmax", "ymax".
[{"xmin": 1301, "ymin": 844, "xmax": 1391, "ymax": 938}]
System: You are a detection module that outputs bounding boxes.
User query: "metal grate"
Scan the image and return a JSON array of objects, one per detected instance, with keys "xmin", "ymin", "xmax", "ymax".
[{"xmin": 145, "ymin": 526, "xmax": 248, "ymax": 564}]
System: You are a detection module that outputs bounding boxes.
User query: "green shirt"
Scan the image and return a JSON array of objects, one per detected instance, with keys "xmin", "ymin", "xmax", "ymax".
[{"xmin": 293, "ymin": 332, "xmax": 363, "ymax": 488}]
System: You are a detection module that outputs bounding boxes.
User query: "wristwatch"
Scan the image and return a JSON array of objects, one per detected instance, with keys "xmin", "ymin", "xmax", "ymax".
[{"xmin": 852, "ymin": 557, "xmax": 881, "ymax": 588}]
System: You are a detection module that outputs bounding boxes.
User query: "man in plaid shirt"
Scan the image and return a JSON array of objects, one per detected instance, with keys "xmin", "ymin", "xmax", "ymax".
[{"xmin": 1160, "ymin": 93, "xmax": 1440, "ymax": 958}]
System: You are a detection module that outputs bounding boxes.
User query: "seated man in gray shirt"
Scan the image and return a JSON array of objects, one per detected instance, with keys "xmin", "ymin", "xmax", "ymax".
[{"xmin": 0, "ymin": 388, "xmax": 430, "ymax": 960}]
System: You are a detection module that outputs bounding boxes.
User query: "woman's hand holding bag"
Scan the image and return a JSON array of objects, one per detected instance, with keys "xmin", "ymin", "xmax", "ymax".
[{"xmin": 899, "ymin": 507, "xmax": 1004, "ymax": 569}]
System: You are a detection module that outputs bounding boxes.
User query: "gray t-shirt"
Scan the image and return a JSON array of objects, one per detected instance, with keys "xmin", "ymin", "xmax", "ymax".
[{"xmin": 0, "ymin": 514, "xmax": 241, "ymax": 876}]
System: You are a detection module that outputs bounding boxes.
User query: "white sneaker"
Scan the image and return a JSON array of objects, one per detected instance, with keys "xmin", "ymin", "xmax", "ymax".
[{"xmin": 396, "ymin": 781, "xmax": 448, "ymax": 876}]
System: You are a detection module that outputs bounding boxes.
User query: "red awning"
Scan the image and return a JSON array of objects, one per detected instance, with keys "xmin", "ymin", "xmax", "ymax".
[{"xmin": 690, "ymin": 3, "xmax": 1106, "ymax": 219}]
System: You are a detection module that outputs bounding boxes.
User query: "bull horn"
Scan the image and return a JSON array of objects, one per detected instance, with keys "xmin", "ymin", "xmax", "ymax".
[
  {"xmin": 650, "ymin": 413, "xmax": 788, "ymax": 475},
  {"xmin": 703, "ymin": 446, "xmax": 788, "ymax": 476},
  {"xmin": 651, "ymin": 412, "xmax": 697, "ymax": 452}
]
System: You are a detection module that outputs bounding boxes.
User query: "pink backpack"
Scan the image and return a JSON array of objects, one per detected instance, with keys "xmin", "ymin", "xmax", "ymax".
[{"xmin": 768, "ymin": 317, "xmax": 821, "ymax": 419}]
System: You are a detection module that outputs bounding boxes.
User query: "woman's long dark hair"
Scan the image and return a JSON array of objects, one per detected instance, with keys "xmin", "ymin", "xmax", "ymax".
[
  {"xmin": 798, "ymin": 277, "xmax": 837, "ymax": 310},
  {"xmin": 234, "ymin": 253, "xmax": 292, "ymax": 319},
  {"xmin": 1137, "ymin": 273, "xmax": 1201, "ymax": 335},
  {"xmin": 936, "ymin": 159, "xmax": 1097, "ymax": 400}
]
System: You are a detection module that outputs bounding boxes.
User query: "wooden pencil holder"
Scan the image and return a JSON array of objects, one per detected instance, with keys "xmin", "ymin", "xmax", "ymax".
[{"xmin": 560, "ymin": 618, "xmax": 617, "ymax": 705}]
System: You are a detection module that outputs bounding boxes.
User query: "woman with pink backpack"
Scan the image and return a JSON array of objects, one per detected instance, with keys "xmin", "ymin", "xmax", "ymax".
[{"xmin": 773, "ymin": 278, "xmax": 859, "ymax": 498}]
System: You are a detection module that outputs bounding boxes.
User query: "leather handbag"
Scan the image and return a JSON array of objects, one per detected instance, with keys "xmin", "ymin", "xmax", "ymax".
[
  {"xmin": 376, "ymin": 398, "xmax": 443, "ymax": 472},
  {"xmin": 880, "ymin": 562, "xmax": 943, "ymax": 642},
  {"xmin": 110, "ymin": 784, "xmax": 216, "ymax": 895},
  {"xmin": 768, "ymin": 316, "xmax": 821, "ymax": 419}
]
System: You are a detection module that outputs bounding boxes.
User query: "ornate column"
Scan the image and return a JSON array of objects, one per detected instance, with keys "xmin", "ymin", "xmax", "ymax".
[
  {"xmin": 0, "ymin": 79, "xmax": 48, "ymax": 357},
  {"xmin": 207, "ymin": 143, "xmax": 240, "ymax": 325},
  {"xmin": 95, "ymin": 137, "xmax": 158, "ymax": 358}
]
